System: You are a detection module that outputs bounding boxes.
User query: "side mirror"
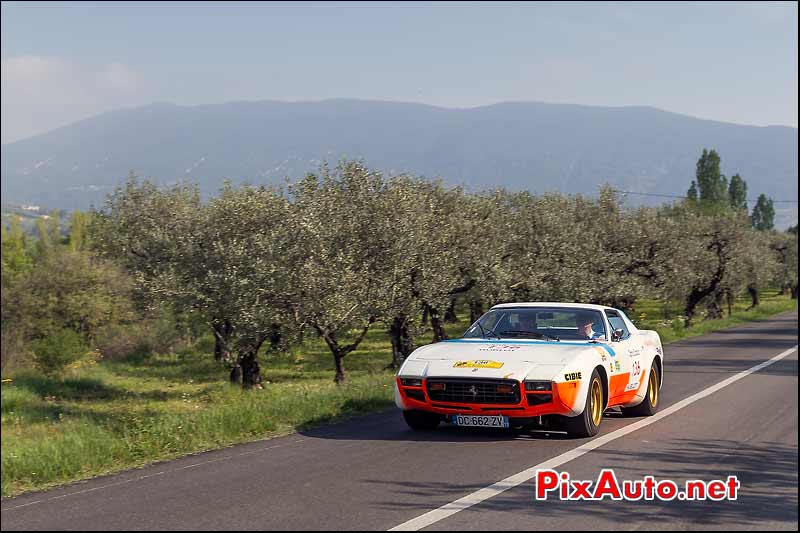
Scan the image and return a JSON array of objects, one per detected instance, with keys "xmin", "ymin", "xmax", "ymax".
[{"xmin": 611, "ymin": 329, "xmax": 625, "ymax": 342}]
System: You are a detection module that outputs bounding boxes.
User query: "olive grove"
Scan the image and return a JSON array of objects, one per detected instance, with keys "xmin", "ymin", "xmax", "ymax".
[{"xmin": 4, "ymin": 151, "xmax": 795, "ymax": 385}]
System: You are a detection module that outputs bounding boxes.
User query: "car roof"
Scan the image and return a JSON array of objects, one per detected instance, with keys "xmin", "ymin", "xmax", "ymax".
[{"xmin": 490, "ymin": 302, "xmax": 616, "ymax": 312}]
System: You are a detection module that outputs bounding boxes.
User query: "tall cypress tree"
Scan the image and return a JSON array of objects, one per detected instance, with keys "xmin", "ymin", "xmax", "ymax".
[
  {"xmin": 728, "ymin": 174, "xmax": 748, "ymax": 211},
  {"xmin": 687, "ymin": 181, "xmax": 698, "ymax": 202},
  {"xmin": 695, "ymin": 149, "xmax": 728, "ymax": 208},
  {"xmin": 751, "ymin": 194, "xmax": 775, "ymax": 231}
]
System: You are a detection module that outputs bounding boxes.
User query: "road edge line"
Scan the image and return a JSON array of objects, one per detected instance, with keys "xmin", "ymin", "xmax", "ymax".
[{"xmin": 388, "ymin": 345, "xmax": 798, "ymax": 531}]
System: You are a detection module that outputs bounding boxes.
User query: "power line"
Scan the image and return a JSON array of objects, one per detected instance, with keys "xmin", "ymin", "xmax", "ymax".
[{"xmin": 610, "ymin": 189, "xmax": 799, "ymax": 204}]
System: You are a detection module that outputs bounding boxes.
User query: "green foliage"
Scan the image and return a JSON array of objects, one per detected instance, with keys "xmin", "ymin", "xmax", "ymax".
[
  {"xmin": 2, "ymin": 207, "xmax": 139, "ymax": 373},
  {"xmin": 93, "ymin": 176, "xmax": 295, "ymax": 373},
  {"xmin": 751, "ymin": 194, "xmax": 775, "ymax": 231},
  {"xmin": 67, "ymin": 210, "xmax": 93, "ymax": 252},
  {"xmin": 89, "ymin": 157, "xmax": 790, "ymax": 381},
  {"xmin": 31, "ymin": 329, "xmax": 88, "ymax": 376},
  {"xmin": 1, "ymin": 216, "xmax": 33, "ymax": 277},
  {"xmin": 34, "ymin": 211, "xmax": 63, "ymax": 258},
  {"xmin": 670, "ymin": 317, "xmax": 686, "ymax": 337},
  {"xmin": 19, "ymin": 249, "xmax": 135, "ymax": 341},
  {"xmin": 686, "ymin": 181, "xmax": 698, "ymax": 202},
  {"xmin": 695, "ymin": 148, "xmax": 728, "ymax": 210},
  {"xmin": 94, "ymin": 313, "xmax": 181, "ymax": 363},
  {"xmin": 289, "ymin": 162, "xmax": 397, "ymax": 380},
  {"xmin": 727, "ymin": 174, "xmax": 748, "ymax": 211}
]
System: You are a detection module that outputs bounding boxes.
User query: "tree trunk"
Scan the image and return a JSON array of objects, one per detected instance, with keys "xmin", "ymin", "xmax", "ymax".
[
  {"xmin": 684, "ymin": 252, "xmax": 726, "ymax": 327},
  {"xmin": 314, "ymin": 317, "xmax": 375, "ymax": 385},
  {"xmin": 213, "ymin": 320, "xmax": 233, "ymax": 362},
  {"xmin": 444, "ymin": 298, "xmax": 458, "ymax": 323},
  {"xmin": 214, "ymin": 335, "xmax": 223, "ymax": 361},
  {"xmin": 791, "ymin": 284, "xmax": 798, "ymax": 300},
  {"xmin": 229, "ymin": 364, "xmax": 242, "ymax": 385},
  {"xmin": 333, "ymin": 351, "xmax": 345, "ymax": 384},
  {"xmin": 705, "ymin": 291, "xmax": 724, "ymax": 320},
  {"xmin": 428, "ymin": 305, "xmax": 447, "ymax": 342},
  {"xmin": 388, "ymin": 314, "xmax": 415, "ymax": 369},
  {"xmin": 231, "ymin": 338, "xmax": 266, "ymax": 389},
  {"xmin": 685, "ymin": 288, "xmax": 710, "ymax": 327},
  {"xmin": 240, "ymin": 350, "xmax": 263, "ymax": 389},
  {"xmin": 746, "ymin": 283, "xmax": 759, "ymax": 310},
  {"xmin": 268, "ymin": 323, "xmax": 283, "ymax": 352},
  {"xmin": 469, "ymin": 299, "xmax": 484, "ymax": 324},
  {"xmin": 726, "ymin": 290, "xmax": 734, "ymax": 317}
]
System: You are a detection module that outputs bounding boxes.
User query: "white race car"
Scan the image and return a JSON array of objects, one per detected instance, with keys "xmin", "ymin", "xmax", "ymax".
[{"xmin": 395, "ymin": 303, "xmax": 664, "ymax": 437}]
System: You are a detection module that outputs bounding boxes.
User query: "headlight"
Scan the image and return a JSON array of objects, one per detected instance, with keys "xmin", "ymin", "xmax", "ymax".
[
  {"xmin": 524, "ymin": 380, "xmax": 552, "ymax": 392},
  {"xmin": 401, "ymin": 377, "xmax": 423, "ymax": 387}
]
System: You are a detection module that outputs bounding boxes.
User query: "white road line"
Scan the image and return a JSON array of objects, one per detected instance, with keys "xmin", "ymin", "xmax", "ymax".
[{"xmin": 389, "ymin": 345, "xmax": 798, "ymax": 531}]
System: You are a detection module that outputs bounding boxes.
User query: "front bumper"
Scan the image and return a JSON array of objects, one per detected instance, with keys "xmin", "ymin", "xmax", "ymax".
[{"xmin": 396, "ymin": 377, "xmax": 578, "ymax": 418}]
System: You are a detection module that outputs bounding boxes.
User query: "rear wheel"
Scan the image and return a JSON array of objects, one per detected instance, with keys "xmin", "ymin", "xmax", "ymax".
[
  {"xmin": 402, "ymin": 409, "xmax": 442, "ymax": 431},
  {"xmin": 621, "ymin": 364, "xmax": 660, "ymax": 417},
  {"xmin": 563, "ymin": 369, "xmax": 604, "ymax": 438}
]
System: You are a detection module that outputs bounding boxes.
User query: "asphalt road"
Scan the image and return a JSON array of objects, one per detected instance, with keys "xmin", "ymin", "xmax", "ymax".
[{"xmin": 2, "ymin": 311, "xmax": 797, "ymax": 531}]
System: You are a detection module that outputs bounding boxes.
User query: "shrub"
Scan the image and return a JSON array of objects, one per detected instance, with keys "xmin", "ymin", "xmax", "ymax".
[
  {"xmin": 671, "ymin": 317, "xmax": 686, "ymax": 337},
  {"xmin": 31, "ymin": 329, "xmax": 87, "ymax": 376},
  {"xmin": 94, "ymin": 314, "xmax": 182, "ymax": 363},
  {"xmin": 93, "ymin": 323, "xmax": 142, "ymax": 362},
  {"xmin": 0, "ymin": 325, "xmax": 31, "ymax": 373}
]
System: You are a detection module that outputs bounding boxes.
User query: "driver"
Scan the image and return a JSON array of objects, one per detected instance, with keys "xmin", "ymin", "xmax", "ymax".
[
  {"xmin": 576, "ymin": 312, "xmax": 604, "ymax": 340},
  {"xmin": 517, "ymin": 312, "xmax": 537, "ymax": 332}
]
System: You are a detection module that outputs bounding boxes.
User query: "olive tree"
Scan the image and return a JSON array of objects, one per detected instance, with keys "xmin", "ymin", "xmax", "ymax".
[
  {"xmin": 659, "ymin": 208, "xmax": 758, "ymax": 324},
  {"xmin": 93, "ymin": 177, "xmax": 295, "ymax": 388},
  {"xmin": 290, "ymin": 162, "xmax": 396, "ymax": 383},
  {"xmin": 770, "ymin": 230, "xmax": 798, "ymax": 299},
  {"xmin": 381, "ymin": 177, "xmax": 468, "ymax": 366}
]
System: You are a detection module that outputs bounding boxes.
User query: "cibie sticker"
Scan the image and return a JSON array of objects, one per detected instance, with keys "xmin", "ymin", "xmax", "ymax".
[
  {"xmin": 453, "ymin": 360, "xmax": 504, "ymax": 369},
  {"xmin": 564, "ymin": 372, "xmax": 582, "ymax": 381}
]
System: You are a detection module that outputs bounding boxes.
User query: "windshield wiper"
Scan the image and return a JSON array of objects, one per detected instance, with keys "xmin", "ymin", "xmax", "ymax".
[
  {"xmin": 497, "ymin": 330, "xmax": 560, "ymax": 342},
  {"xmin": 474, "ymin": 321, "xmax": 501, "ymax": 340}
]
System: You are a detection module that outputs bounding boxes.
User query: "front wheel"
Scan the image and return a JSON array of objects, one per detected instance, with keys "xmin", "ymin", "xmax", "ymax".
[
  {"xmin": 562, "ymin": 369, "xmax": 604, "ymax": 438},
  {"xmin": 621, "ymin": 364, "xmax": 660, "ymax": 417},
  {"xmin": 402, "ymin": 409, "xmax": 442, "ymax": 431}
]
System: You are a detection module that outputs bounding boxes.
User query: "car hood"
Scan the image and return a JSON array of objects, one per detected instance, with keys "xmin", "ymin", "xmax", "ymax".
[{"xmin": 402, "ymin": 339, "xmax": 611, "ymax": 382}]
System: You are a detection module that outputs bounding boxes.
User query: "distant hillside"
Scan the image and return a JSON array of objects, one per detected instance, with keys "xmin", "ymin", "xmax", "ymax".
[{"xmin": 1, "ymin": 99, "xmax": 796, "ymax": 226}]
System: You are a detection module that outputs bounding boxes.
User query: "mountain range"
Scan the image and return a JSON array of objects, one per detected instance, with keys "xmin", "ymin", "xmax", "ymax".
[{"xmin": 1, "ymin": 99, "xmax": 796, "ymax": 226}]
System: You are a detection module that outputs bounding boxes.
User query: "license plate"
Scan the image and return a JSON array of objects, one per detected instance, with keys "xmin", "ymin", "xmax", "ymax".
[{"xmin": 450, "ymin": 414, "xmax": 509, "ymax": 428}]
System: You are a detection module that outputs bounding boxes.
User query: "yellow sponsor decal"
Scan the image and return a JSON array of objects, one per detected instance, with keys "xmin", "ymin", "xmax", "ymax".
[
  {"xmin": 564, "ymin": 372, "xmax": 582, "ymax": 381},
  {"xmin": 453, "ymin": 360, "xmax": 504, "ymax": 369}
]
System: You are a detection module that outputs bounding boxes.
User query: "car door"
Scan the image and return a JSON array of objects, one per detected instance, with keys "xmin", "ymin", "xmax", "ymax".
[{"xmin": 605, "ymin": 309, "xmax": 640, "ymax": 399}]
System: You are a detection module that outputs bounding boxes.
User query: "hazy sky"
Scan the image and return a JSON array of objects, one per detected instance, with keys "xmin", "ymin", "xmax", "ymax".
[{"xmin": 1, "ymin": 1, "xmax": 797, "ymax": 143}]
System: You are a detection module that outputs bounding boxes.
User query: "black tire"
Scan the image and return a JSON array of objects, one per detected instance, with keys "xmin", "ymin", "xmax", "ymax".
[
  {"xmin": 562, "ymin": 369, "xmax": 604, "ymax": 438},
  {"xmin": 402, "ymin": 409, "xmax": 442, "ymax": 431},
  {"xmin": 621, "ymin": 363, "xmax": 660, "ymax": 417}
]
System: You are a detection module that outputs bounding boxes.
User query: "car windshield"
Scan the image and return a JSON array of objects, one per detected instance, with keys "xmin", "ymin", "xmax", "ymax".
[{"xmin": 463, "ymin": 307, "xmax": 607, "ymax": 342}]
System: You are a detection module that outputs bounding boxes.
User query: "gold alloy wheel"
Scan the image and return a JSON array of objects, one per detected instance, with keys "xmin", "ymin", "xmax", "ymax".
[
  {"xmin": 590, "ymin": 378, "xmax": 603, "ymax": 426},
  {"xmin": 648, "ymin": 367, "xmax": 659, "ymax": 407}
]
